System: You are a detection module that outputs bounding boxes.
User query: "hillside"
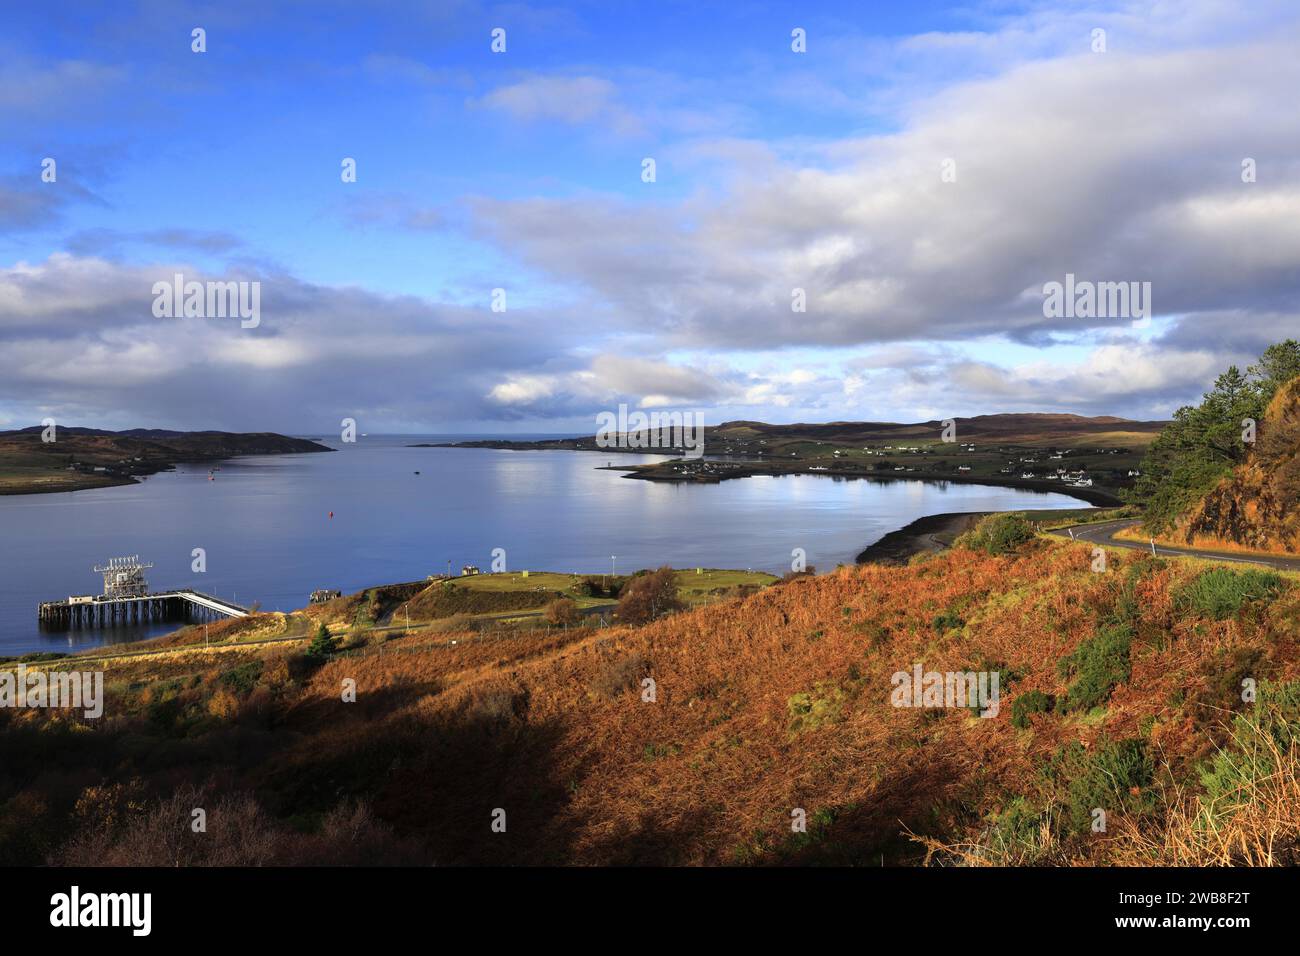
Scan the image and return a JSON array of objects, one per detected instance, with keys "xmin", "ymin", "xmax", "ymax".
[
  {"xmin": 1126, "ymin": 342, "xmax": 1300, "ymax": 536},
  {"xmin": 429, "ymin": 411, "xmax": 1163, "ymax": 501},
  {"xmin": 0, "ymin": 426, "xmax": 332, "ymax": 494},
  {"xmin": 1177, "ymin": 377, "xmax": 1300, "ymax": 553},
  {"xmin": 5, "ymin": 523, "xmax": 1298, "ymax": 866},
  {"xmin": 433, "ymin": 412, "xmax": 1165, "ymax": 453},
  {"xmin": 708, "ymin": 413, "xmax": 1164, "ymax": 447}
]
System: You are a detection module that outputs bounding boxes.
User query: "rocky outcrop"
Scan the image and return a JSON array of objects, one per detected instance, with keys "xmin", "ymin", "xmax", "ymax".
[{"xmin": 1180, "ymin": 377, "xmax": 1300, "ymax": 552}]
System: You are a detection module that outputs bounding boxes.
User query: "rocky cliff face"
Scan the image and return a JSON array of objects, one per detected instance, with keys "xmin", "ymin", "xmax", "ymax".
[{"xmin": 1181, "ymin": 376, "xmax": 1300, "ymax": 552}]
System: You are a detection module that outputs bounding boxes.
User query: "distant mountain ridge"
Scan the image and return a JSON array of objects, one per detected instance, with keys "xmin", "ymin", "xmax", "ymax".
[{"xmin": 711, "ymin": 413, "xmax": 1164, "ymax": 444}]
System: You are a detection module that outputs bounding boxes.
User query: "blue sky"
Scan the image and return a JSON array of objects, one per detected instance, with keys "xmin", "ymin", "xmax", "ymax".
[{"xmin": 2, "ymin": 0, "xmax": 1298, "ymax": 432}]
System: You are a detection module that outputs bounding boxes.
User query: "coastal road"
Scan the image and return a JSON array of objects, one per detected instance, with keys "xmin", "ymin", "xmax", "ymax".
[{"xmin": 1050, "ymin": 519, "xmax": 1300, "ymax": 572}]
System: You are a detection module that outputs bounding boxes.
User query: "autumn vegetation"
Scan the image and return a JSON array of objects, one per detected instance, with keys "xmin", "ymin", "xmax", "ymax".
[
  {"xmin": 1127, "ymin": 341, "xmax": 1300, "ymax": 548},
  {"xmin": 4, "ymin": 522, "xmax": 1298, "ymax": 866}
]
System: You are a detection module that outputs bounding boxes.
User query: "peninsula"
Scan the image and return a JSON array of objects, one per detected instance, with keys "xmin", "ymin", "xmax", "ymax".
[
  {"xmin": 420, "ymin": 412, "xmax": 1166, "ymax": 505},
  {"xmin": 0, "ymin": 427, "xmax": 333, "ymax": 495}
]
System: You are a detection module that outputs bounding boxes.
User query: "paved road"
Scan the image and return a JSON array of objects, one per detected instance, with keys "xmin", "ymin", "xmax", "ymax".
[{"xmin": 1050, "ymin": 519, "xmax": 1300, "ymax": 572}]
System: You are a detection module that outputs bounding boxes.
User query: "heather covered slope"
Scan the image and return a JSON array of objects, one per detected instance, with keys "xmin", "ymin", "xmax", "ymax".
[
  {"xmin": 5, "ymin": 527, "xmax": 1299, "ymax": 866},
  {"xmin": 1179, "ymin": 377, "xmax": 1300, "ymax": 554}
]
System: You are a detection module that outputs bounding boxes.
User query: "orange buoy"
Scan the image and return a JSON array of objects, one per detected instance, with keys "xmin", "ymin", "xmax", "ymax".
[{"xmin": 328, "ymin": 511, "xmax": 334, "ymax": 518}]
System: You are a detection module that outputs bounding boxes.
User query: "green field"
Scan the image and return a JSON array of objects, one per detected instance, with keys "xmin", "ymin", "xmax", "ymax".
[{"xmin": 431, "ymin": 568, "xmax": 779, "ymax": 616}]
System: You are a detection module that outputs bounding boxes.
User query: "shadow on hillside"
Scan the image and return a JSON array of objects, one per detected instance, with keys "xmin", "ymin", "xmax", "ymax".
[{"xmin": 258, "ymin": 685, "xmax": 584, "ymax": 865}]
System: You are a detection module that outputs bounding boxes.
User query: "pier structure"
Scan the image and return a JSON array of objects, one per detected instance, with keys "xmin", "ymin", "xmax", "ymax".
[{"xmin": 37, "ymin": 556, "xmax": 249, "ymax": 629}]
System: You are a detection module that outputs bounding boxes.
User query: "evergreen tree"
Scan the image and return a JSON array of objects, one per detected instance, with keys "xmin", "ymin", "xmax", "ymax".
[
  {"xmin": 305, "ymin": 622, "xmax": 337, "ymax": 660},
  {"xmin": 1126, "ymin": 341, "xmax": 1300, "ymax": 532}
]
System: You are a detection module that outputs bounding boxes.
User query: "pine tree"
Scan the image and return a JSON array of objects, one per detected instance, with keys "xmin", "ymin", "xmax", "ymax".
[{"xmin": 305, "ymin": 622, "xmax": 337, "ymax": 660}]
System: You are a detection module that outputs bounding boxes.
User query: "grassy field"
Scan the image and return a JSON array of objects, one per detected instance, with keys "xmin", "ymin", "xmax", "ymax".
[{"xmin": 0, "ymin": 463, "xmax": 128, "ymax": 494}]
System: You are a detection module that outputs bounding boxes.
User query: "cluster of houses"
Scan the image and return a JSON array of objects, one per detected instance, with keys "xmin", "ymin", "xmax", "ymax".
[
  {"xmin": 1007, "ymin": 465, "xmax": 1094, "ymax": 487},
  {"xmin": 666, "ymin": 459, "xmax": 745, "ymax": 478}
]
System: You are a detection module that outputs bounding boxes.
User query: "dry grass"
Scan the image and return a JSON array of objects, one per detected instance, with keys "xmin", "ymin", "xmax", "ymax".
[{"xmin": 6, "ymin": 537, "xmax": 1300, "ymax": 866}]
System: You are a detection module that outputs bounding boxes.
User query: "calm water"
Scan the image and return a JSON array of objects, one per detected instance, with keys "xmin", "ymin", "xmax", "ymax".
[{"xmin": 0, "ymin": 436, "xmax": 1087, "ymax": 654}]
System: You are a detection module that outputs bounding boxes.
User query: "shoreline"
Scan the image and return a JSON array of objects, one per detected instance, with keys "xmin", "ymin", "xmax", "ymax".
[
  {"xmin": 855, "ymin": 511, "xmax": 990, "ymax": 565},
  {"xmin": 0, "ymin": 474, "xmax": 138, "ymax": 496},
  {"xmin": 422, "ymin": 441, "xmax": 1124, "ymax": 508},
  {"xmin": 620, "ymin": 464, "xmax": 1122, "ymax": 507},
  {"xmin": 0, "ymin": 444, "xmax": 333, "ymax": 497}
]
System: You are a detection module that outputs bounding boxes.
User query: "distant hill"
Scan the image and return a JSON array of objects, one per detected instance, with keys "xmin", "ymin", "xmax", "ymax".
[
  {"xmin": 0, "ymin": 427, "xmax": 332, "ymax": 495},
  {"xmin": 1177, "ymin": 376, "xmax": 1300, "ymax": 553},
  {"xmin": 436, "ymin": 411, "xmax": 1166, "ymax": 452},
  {"xmin": 709, "ymin": 413, "xmax": 1166, "ymax": 446}
]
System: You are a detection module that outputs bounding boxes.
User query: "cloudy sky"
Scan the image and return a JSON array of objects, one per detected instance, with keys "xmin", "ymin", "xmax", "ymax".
[{"xmin": 3, "ymin": 0, "xmax": 1298, "ymax": 433}]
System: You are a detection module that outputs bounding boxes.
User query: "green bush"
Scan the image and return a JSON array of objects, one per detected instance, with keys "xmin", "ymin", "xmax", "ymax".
[
  {"xmin": 1045, "ymin": 738, "xmax": 1153, "ymax": 835},
  {"xmin": 957, "ymin": 513, "xmax": 1035, "ymax": 556},
  {"xmin": 1010, "ymin": 690, "xmax": 1053, "ymax": 729},
  {"xmin": 1199, "ymin": 681, "xmax": 1300, "ymax": 807},
  {"xmin": 1058, "ymin": 622, "xmax": 1132, "ymax": 712},
  {"xmin": 932, "ymin": 611, "xmax": 965, "ymax": 633},
  {"xmin": 218, "ymin": 661, "xmax": 263, "ymax": 696},
  {"xmin": 980, "ymin": 797, "xmax": 1051, "ymax": 863},
  {"xmin": 1174, "ymin": 567, "xmax": 1287, "ymax": 621}
]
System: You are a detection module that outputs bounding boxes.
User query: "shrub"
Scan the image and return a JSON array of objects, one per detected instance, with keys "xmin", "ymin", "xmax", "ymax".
[
  {"xmin": 218, "ymin": 661, "xmax": 263, "ymax": 696},
  {"xmin": 1058, "ymin": 622, "xmax": 1132, "ymax": 712},
  {"xmin": 957, "ymin": 513, "xmax": 1035, "ymax": 556},
  {"xmin": 1045, "ymin": 738, "xmax": 1154, "ymax": 835},
  {"xmin": 979, "ymin": 797, "xmax": 1052, "ymax": 864},
  {"xmin": 1199, "ymin": 681, "xmax": 1300, "ymax": 807},
  {"xmin": 51, "ymin": 785, "xmax": 282, "ymax": 866},
  {"xmin": 544, "ymin": 597, "xmax": 583, "ymax": 627},
  {"xmin": 932, "ymin": 611, "xmax": 965, "ymax": 633},
  {"xmin": 1010, "ymin": 690, "xmax": 1054, "ymax": 729},
  {"xmin": 576, "ymin": 575, "xmax": 625, "ymax": 598},
  {"xmin": 615, "ymin": 567, "xmax": 684, "ymax": 625},
  {"xmin": 1174, "ymin": 568, "xmax": 1287, "ymax": 621}
]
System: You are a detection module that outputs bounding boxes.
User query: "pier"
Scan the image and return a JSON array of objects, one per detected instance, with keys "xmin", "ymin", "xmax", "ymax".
[{"xmin": 37, "ymin": 556, "xmax": 249, "ymax": 630}]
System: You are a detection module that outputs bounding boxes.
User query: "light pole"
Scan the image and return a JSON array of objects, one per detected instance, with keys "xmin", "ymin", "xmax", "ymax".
[{"xmin": 611, "ymin": 555, "xmax": 616, "ymax": 579}]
